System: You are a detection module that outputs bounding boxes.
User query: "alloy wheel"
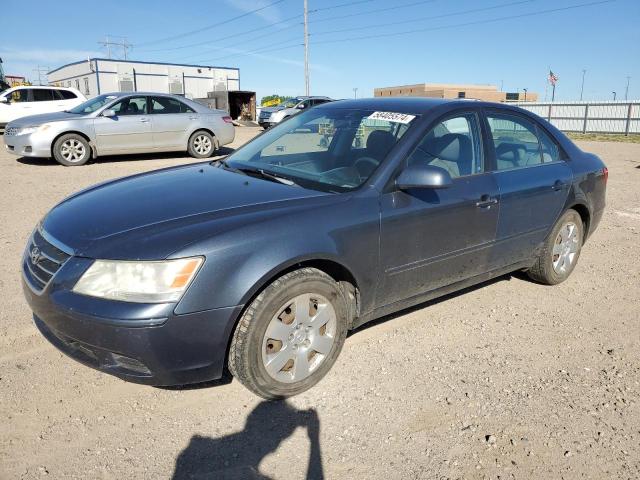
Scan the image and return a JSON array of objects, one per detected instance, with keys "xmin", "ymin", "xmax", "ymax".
[
  {"xmin": 261, "ymin": 293, "xmax": 337, "ymax": 383},
  {"xmin": 552, "ymin": 221, "xmax": 580, "ymax": 274},
  {"xmin": 193, "ymin": 135, "xmax": 212, "ymax": 155},
  {"xmin": 60, "ymin": 139, "xmax": 86, "ymax": 162}
]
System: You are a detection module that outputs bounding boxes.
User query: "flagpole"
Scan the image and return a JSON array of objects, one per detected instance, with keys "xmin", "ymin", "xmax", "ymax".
[{"xmin": 552, "ymin": 83, "xmax": 556, "ymax": 102}]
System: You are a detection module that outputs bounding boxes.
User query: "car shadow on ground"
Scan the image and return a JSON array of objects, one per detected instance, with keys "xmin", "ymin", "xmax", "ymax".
[
  {"xmin": 348, "ymin": 272, "xmax": 526, "ymax": 337},
  {"xmin": 15, "ymin": 146, "xmax": 236, "ymax": 167},
  {"xmin": 171, "ymin": 400, "xmax": 324, "ymax": 480}
]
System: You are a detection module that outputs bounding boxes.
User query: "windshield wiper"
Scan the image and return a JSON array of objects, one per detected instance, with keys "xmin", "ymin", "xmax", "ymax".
[{"xmin": 235, "ymin": 166, "xmax": 298, "ymax": 186}]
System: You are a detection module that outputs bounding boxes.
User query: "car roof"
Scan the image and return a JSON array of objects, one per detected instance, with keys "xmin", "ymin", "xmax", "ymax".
[
  {"xmin": 100, "ymin": 91, "xmax": 190, "ymax": 98},
  {"xmin": 11, "ymin": 85, "xmax": 77, "ymax": 91},
  {"xmin": 323, "ymin": 97, "xmax": 530, "ymax": 115}
]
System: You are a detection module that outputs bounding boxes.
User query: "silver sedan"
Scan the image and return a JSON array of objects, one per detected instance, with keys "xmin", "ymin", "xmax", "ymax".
[{"xmin": 3, "ymin": 92, "xmax": 235, "ymax": 166}]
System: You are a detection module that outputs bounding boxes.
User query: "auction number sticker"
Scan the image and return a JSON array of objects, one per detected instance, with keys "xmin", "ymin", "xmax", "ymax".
[{"xmin": 368, "ymin": 111, "xmax": 416, "ymax": 124}]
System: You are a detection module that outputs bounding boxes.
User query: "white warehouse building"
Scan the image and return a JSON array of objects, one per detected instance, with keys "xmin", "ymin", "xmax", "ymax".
[{"xmin": 47, "ymin": 58, "xmax": 256, "ymax": 120}]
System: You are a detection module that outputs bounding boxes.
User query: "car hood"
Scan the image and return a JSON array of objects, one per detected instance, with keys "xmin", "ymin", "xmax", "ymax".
[
  {"xmin": 42, "ymin": 162, "xmax": 338, "ymax": 260},
  {"xmin": 9, "ymin": 111, "xmax": 86, "ymax": 127}
]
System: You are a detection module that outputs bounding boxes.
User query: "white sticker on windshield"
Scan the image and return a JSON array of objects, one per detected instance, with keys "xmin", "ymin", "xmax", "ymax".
[{"xmin": 368, "ymin": 111, "xmax": 416, "ymax": 124}]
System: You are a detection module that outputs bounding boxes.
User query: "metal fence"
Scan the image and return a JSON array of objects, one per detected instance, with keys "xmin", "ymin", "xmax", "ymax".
[{"xmin": 513, "ymin": 101, "xmax": 640, "ymax": 135}]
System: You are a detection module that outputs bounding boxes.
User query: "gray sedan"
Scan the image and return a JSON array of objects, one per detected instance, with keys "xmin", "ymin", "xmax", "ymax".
[{"xmin": 3, "ymin": 92, "xmax": 235, "ymax": 166}]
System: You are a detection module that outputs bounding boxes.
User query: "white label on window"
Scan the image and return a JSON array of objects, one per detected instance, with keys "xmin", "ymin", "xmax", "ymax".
[{"xmin": 368, "ymin": 111, "xmax": 416, "ymax": 124}]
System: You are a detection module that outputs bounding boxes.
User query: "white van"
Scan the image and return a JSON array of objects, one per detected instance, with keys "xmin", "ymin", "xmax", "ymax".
[{"xmin": 0, "ymin": 86, "xmax": 86, "ymax": 128}]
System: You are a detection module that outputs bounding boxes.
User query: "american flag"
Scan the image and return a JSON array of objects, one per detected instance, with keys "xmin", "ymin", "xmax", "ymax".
[{"xmin": 548, "ymin": 70, "xmax": 559, "ymax": 86}]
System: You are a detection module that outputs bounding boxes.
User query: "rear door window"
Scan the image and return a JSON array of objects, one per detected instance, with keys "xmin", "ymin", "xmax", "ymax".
[
  {"xmin": 150, "ymin": 96, "xmax": 194, "ymax": 114},
  {"xmin": 537, "ymin": 127, "xmax": 562, "ymax": 163},
  {"xmin": 32, "ymin": 89, "xmax": 55, "ymax": 102},
  {"xmin": 486, "ymin": 114, "xmax": 544, "ymax": 170}
]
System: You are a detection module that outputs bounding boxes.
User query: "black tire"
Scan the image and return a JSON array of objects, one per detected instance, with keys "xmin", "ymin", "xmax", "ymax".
[
  {"xmin": 187, "ymin": 130, "xmax": 217, "ymax": 159},
  {"xmin": 228, "ymin": 268, "xmax": 349, "ymax": 399},
  {"xmin": 52, "ymin": 133, "xmax": 91, "ymax": 166},
  {"xmin": 527, "ymin": 209, "xmax": 584, "ymax": 285}
]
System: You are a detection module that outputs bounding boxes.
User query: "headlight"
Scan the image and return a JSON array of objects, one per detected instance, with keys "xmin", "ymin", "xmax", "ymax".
[
  {"xmin": 73, "ymin": 257, "xmax": 203, "ymax": 303},
  {"xmin": 17, "ymin": 124, "xmax": 50, "ymax": 136}
]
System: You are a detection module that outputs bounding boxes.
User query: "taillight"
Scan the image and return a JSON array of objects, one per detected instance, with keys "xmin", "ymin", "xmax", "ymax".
[
  {"xmin": 602, "ymin": 166, "xmax": 608, "ymax": 183},
  {"xmin": 222, "ymin": 116, "xmax": 233, "ymax": 124}
]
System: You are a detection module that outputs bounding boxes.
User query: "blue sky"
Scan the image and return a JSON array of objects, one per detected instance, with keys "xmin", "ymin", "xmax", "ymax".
[{"xmin": 1, "ymin": 0, "xmax": 639, "ymax": 102}]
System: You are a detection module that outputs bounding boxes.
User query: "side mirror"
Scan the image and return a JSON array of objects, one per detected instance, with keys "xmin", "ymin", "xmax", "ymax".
[
  {"xmin": 102, "ymin": 109, "xmax": 116, "ymax": 118},
  {"xmin": 0, "ymin": 96, "xmax": 8, "ymax": 104},
  {"xmin": 396, "ymin": 163, "xmax": 453, "ymax": 190},
  {"xmin": 296, "ymin": 103, "xmax": 306, "ymax": 109}
]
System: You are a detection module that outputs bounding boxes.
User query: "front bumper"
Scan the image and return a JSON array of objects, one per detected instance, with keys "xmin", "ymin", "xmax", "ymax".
[
  {"xmin": 22, "ymin": 259, "xmax": 243, "ymax": 386},
  {"xmin": 3, "ymin": 131, "xmax": 52, "ymax": 157}
]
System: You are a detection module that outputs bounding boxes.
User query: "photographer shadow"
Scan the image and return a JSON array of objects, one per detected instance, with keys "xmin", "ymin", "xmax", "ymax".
[{"xmin": 172, "ymin": 401, "xmax": 324, "ymax": 480}]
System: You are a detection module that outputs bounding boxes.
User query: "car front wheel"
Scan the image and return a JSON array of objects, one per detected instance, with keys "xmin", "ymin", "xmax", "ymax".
[
  {"xmin": 528, "ymin": 209, "xmax": 584, "ymax": 285},
  {"xmin": 53, "ymin": 133, "xmax": 91, "ymax": 166},
  {"xmin": 228, "ymin": 268, "xmax": 349, "ymax": 399}
]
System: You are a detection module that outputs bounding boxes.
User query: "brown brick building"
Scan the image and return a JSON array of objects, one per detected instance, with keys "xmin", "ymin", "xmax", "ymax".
[{"xmin": 374, "ymin": 83, "xmax": 538, "ymax": 102}]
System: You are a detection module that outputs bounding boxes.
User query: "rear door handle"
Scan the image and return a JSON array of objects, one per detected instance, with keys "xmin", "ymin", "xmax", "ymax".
[
  {"xmin": 552, "ymin": 180, "xmax": 567, "ymax": 191},
  {"xmin": 476, "ymin": 194, "xmax": 498, "ymax": 208},
  {"xmin": 139, "ymin": 118, "xmax": 150, "ymax": 123},
  {"xmin": 189, "ymin": 116, "xmax": 198, "ymax": 120}
]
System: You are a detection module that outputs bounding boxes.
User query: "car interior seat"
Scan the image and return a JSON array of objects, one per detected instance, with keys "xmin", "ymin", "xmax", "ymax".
[
  {"xmin": 495, "ymin": 142, "xmax": 525, "ymax": 169},
  {"xmin": 412, "ymin": 133, "xmax": 472, "ymax": 178},
  {"xmin": 354, "ymin": 129, "xmax": 396, "ymax": 178}
]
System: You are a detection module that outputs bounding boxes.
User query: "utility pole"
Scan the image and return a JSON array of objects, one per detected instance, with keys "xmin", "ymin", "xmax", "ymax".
[
  {"xmin": 523, "ymin": 88, "xmax": 528, "ymax": 102},
  {"xmin": 580, "ymin": 69, "xmax": 586, "ymax": 101},
  {"xmin": 303, "ymin": 0, "xmax": 309, "ymax": 96},
  {"xmin": 99, "ymin": 35, "xmax": 132, "ymax": 60},
  {"xmin": 353, "ymin": 87, "xmax": 358, "ymax": 99},
  {"xmin": 32, "ymin": 65, "xmax": 49, "ymax": 85},
  {"xmin": 625, "ymin": 76, "xmax": 630, "ymax": 100},
  {"xmin": 612, "ymin": 91, "xmax": 617, "ymax": 101}
]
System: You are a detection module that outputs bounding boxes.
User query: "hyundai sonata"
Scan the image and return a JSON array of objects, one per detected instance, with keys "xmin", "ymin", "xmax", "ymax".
[{"xmin": 21, "ymin": 98, "xmax": 606, "ymax": 398}]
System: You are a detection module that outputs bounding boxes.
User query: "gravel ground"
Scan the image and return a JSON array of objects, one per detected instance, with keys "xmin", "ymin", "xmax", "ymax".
[{"xmin": 0, "ymin": 131, "xmax": 638, "ymax": 480}]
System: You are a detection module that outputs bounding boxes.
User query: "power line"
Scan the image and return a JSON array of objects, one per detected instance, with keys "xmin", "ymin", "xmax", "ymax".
[
  {"xmin": 197, "ymin": 0, "xmax": 614, "ymax": 63},
  {"xmin": 98, "ymin": 35, "xmax": 132, "ymax": 59},
  {"xmin": 136, "ymin": 0, "xmax": 287, "ymax": 47},
  {"xmin": 309, "ymin": 0, "xmax": 616, "ymax": 46},
  {"xmin": 138, "ymin": 0, "xmax": 382, "ymax": 54},
  {"xmin": 138, "ymin": 13, "xmax": 303, "ymax": 53},
  {"xmin": 311, "ymin": 0, "xmax": 536, "ymax": 36},
  {"xmin": 309, "ymin": 0, "xmax": 439, "ymax": 25}
]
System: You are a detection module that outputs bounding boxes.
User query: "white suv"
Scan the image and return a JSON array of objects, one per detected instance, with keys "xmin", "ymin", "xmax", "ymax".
[{"xmin": 0, "ymin": 86, "xmax": 86, "ymax": 128}]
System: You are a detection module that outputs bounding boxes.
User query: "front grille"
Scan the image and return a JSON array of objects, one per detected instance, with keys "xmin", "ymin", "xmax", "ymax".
[
  {"xmin": 4, "ymin": 127, "xmax": 18, "ymax": 136},
  {"xmin": 23, "ymin": 229, "xmax": 72, "ymax": 293},
  {"xmin": 260, "ymin": 111, "xmax": 271, "ymax": 119}
]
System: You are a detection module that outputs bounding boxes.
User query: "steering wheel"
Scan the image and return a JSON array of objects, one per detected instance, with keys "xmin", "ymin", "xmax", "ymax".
[{"xmin": 354, "ymin": 156, "xmax": 379, "ymax": 179}]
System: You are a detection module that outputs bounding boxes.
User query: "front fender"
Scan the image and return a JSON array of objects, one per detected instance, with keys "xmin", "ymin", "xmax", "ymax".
[{"xmin": 173, "ymin": 194, "xmax": 381, "ymax": 315}]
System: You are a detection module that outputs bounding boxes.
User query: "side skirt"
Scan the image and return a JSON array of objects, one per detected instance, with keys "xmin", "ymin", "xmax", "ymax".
[{"xmin": 351, "ymin": 260, "xmax": 533, "ymax": 330}]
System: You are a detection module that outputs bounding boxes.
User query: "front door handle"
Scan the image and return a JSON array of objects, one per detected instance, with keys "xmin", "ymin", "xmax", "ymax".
[
  {"xmin": 189, "ymin": 116, "xmax": 198, "ymax": 120},
  {"xmin": 139, "ymin": 118, "xmax": 150, "ymax": 123},
  {"xmin": 476, "ymin": 194, "xmax": 498, "ymax": 208}
]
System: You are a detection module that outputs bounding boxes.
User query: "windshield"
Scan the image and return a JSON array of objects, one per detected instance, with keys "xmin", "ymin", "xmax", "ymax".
[
  {"xmin": 68, "ymin": 94, "xmax": 119, "ymax": 114},
  {"xmin": 225, "ymin": 107, "xmax": 416, "ymax": 192},
  {"xmin": 281, "ymin": 97, "xmax": 303, "ymax": 108}
]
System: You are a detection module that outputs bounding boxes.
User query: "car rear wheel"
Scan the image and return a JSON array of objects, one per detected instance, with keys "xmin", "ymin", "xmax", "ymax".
[
  {"xmin": 527, "ymin": 209, "xmax": 584, "ymax": 285},
  {"xmin": 188, "ymin": 130, "xmax": 217, "ymax": 158},
  {"xmin": 228, "ymin": 268, "xmax": 349, "ymax": 399},
  {"xmin": 53, "ymin": 134, "xmax": 91, "ymax": 166}
]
